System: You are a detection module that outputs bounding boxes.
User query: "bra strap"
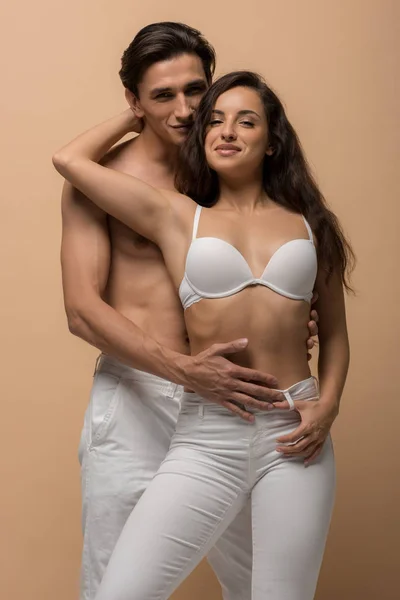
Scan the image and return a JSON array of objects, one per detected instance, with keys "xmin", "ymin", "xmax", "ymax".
[
  {"xmin": 302, "ymin": 216, "xmax": 314, "ymax": 244},
  {"xmin": 192, "ymin": 205, "xmax": 202, "ymax": 240}
]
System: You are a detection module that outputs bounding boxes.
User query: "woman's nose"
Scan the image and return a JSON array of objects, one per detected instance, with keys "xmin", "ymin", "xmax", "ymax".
[{"xmin": 221, "ymin": 127, "xmax": 237, "ymax": 141}]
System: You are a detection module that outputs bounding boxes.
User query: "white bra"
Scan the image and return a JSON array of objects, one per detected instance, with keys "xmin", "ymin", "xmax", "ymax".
[{"xmin": 179, "ymin": 205, "xmax": 318, "ymax": 310}]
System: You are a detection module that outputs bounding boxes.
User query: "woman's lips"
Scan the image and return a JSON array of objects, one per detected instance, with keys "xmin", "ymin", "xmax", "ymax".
[{"xmin": 215, "ymin": 144, "xmax": 241, "ymax": 156}]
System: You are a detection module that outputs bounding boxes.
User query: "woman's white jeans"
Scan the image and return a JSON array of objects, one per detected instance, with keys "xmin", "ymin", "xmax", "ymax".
[{"xmin": 95, "ymin": 376, "xmax": 335, "ymax": 600}]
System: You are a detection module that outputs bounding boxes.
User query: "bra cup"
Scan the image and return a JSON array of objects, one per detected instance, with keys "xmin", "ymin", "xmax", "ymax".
[
  {"xmin": 179, "ymin": 236, "xmax": 318, "ymax": 309},
  {"xmin": 262, "ymin": 240, "xmax": 318, "ymax": 298},
  {"xmin": 179, "ymin": 276, "xmax": 198, "ymax": 308},
  {"xmin": 186, "ymin": 238, "xmax": 253, "ymax": 294}
]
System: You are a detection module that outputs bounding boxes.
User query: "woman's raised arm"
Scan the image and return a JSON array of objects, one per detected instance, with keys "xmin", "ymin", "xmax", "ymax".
[{"xmin": 52, "ymin": 110, "xmax": 173, "ymax": 244}]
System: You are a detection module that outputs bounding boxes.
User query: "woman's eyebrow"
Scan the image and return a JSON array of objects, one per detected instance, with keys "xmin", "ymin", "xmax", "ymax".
[
  {"xmin": 237, "ymin": 109, "xmax": 261, "ymax": 118},
  {"xmin": 211, "ymin": 109, "xmax": 261, "ymax": 118}
]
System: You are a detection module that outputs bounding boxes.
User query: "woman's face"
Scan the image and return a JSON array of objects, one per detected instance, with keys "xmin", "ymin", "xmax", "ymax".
[{"xmin": 204, "ymin": 86, "xmax": 271, "ymax": 178}]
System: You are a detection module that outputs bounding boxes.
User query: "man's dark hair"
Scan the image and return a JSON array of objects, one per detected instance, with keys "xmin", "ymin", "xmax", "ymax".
[{"xmin": 119, "ymin": 22, "xmax": 216, "ymax": 96}]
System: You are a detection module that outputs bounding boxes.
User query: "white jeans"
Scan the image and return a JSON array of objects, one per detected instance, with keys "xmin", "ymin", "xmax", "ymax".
[
  {"xmin": 95, "ymin": 376, "xmax": 335, "ymax": 600},
  {"xmin": 79, "ymin": 356, "xmax": 253, "ymax": 600}
]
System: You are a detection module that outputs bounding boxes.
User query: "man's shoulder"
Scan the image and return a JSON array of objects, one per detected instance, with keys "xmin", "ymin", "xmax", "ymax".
[
  {"xmin": 101, "ymin": 138, "xmax": 138, "ymax": 169},
  {"xmin": 101, "ymin": 136, "xmax": 158, "ymax": 182}
]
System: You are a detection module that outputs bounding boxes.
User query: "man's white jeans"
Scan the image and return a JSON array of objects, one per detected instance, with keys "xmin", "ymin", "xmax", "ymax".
[
  {"xmin": 94, "ymin": 375, "xmax": 336, "ymax": 600},
  {"xmin": 79, "ymin": 355, "xmax": 253, "ymax": 600}
]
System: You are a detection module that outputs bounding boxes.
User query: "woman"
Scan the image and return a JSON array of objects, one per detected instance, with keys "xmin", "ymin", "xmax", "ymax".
[{"xmin": 53, "ymin": 71, "xmax": 353, "ymax": 600}]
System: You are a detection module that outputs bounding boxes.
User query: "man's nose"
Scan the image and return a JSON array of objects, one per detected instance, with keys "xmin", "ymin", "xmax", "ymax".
[{"xmin": 175, "ymin": 95, "xmax": 193, "ymax": 121}]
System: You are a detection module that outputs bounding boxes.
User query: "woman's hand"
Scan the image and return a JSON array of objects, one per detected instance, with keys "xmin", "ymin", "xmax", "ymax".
[
  {"xmin": 52, "ymin": 111, "xmax": 176, "ymax": 245},
  {"xmin": 274, "ymin": 399, "xmax": 338, "ymax": 465},
  {"xmin": 114, "ymin": 108, "xmax": 143, "ymax": 133},
  {"xmin": 129, "ymin": 109, "xmax": 144, "ymax": 134}
]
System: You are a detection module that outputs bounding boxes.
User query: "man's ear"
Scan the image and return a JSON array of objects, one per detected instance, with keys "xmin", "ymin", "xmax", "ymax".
[{"xmin": 125, "ymin": 88, "xmax": 144, "ymax": 118}]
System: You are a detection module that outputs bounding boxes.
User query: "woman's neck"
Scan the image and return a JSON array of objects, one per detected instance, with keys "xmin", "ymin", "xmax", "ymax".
[{"xmin": 217, "ymin": 173, "xmax": 268, "ymax": 213}]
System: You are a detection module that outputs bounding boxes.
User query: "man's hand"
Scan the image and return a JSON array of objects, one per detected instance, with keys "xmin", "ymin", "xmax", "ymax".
[
  {"xmin": 275, "ymin": 399, "xmax": 338, "ymax": 465},
  {"xmin": 306, "ymin": 293, "xmax": 319, "ymax": 361},
  {"xmin": 180, "ymin": 338, "xmax": 285, "ymax": 422}
]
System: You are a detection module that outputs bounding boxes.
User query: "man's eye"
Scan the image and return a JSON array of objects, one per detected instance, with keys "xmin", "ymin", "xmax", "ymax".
[
  {"xmin": 186, "ymin": 87, "xmax": 205, "ymax": 96},
  {"xmin": 156, "ymin": 93, "xmax": 173, "ymax": 100}
]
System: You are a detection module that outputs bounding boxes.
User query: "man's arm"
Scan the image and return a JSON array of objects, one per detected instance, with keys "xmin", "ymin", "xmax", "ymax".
[
  {"xmin": 62, "ymin": 182, "xmax": 198, "ymax": 379},
  {"xmin": 61, "ymin": 182, "xmax": 285, "ymax": 419},
  {"xmin": 62, "ymin": 181, "xmax": 152, "ymax": 360}
]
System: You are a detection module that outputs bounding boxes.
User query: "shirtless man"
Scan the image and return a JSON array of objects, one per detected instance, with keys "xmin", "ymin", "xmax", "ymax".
[{"xmin": 61, "ymin": 22, "xmax": 320, "ymax": 600}]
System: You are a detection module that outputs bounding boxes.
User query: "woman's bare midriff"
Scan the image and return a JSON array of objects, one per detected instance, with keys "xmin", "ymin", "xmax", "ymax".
[{"xmin": 185, "ymin": 286, "xmax": 312, "ymax": 390}]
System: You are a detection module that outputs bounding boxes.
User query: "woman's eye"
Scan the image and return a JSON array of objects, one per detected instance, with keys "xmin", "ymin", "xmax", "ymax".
[
  {"xmin": 240, "ymin": 121, "xmax": 254, "ymax": 127},
  {"xmin": 209, "ymin": 119, "xmax": 223, "ymax": 126}
]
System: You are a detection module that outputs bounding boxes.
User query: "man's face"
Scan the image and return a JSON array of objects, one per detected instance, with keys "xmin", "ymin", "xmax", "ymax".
[{"xmin": 129, "ymin": 53, "xmax": 208, "ymax": 147}]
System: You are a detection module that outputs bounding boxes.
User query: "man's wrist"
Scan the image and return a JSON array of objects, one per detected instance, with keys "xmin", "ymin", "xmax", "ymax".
[
  {"xmin": 172, "ymin": 353, "xmax": 193, "ymax": 387},
  {"xmin": 155, "ymin": 344, "xmax": 192, "ymax": 387}
]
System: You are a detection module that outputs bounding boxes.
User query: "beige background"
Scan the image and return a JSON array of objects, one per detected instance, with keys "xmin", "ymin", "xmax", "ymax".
[{"xmin": 1, "ymin": 1, "xmax": 399, "ymax": 599}]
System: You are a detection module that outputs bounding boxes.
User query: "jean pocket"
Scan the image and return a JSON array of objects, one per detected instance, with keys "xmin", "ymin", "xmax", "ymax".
[{"xmin": 88, "ymin": 371, "xmax": 122, "ymax": 448}]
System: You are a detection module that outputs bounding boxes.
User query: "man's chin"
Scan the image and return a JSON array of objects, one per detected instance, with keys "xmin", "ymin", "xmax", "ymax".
[
  {"xmin": 168, "ymin": 131, "xmax": 190, "ymax": 147},
  {"xmin": 171, "ymin": 124, "xmax": 193, "ymax": 139}
]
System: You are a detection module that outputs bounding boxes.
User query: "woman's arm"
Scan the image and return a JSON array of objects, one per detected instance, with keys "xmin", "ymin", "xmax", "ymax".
[
  {"xmin": 52, "ymin": 110, "xmax": 173, "ymax": 244},
  {"xmin": 275, "ymin": 266, "xmax": 350, "ymax": 464}
]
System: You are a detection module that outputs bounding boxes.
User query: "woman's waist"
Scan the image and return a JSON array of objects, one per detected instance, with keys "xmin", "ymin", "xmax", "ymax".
[
  {"xmin": 181, "ymin": 375, "xmax": 319, "ymax": 416},
  {"xmin": 189, "ymin": 336, "xmax": 312, "ymax": 391},
  {"xmin": 187, "ymin": 306, "xmax": 310, "ymax": 364}
]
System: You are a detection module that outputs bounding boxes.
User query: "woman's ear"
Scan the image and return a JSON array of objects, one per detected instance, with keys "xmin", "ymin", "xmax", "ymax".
[
  {"xmin": 266, "ymin": 146, "xmax": 274, "ymax": 156},
  {"xmin": 125, "ymin": 88, "xmax": 145, "ymax": 118}
]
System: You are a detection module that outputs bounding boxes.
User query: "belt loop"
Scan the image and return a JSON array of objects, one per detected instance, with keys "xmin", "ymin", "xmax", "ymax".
[
  {"xmin": 198, "ymin": 404, "xmax": 204, "ymax": 417},
  {"xmin": 283, "ymin": 390, "xmax": 295, "ymax": 411},
  {"xmin": 165, "ymin": 383, "xmax": 178, "ymax": 399}
]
